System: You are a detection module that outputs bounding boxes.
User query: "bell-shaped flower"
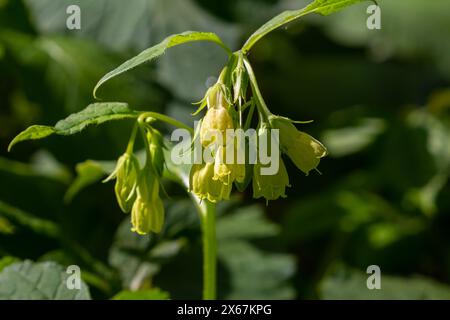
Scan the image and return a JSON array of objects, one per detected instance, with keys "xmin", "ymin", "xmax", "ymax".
[
  {"xmin": 253, "ymin": 157, "xmax": 290, "ymax": 202},
  {"xmin": 131, "ymin": 170, "xmax": 164, "ymax": 234},
  {"xmin": 104, "ymin": 153, "xmax": 140, "ymax": 213},
  {"xmin": 189, "ymin": 162, "xmax": 232, "ymax": 203},
  {"xmin": 269, "ymin": 115, "xmax": 327, "ymax": 175},
  {"xmin": 199, "ymin": 85, "xmax": 234, "ymax": 147},
  {"xmin": 147, "ymin": 129, "xmax": 165, "ymax": 178}
]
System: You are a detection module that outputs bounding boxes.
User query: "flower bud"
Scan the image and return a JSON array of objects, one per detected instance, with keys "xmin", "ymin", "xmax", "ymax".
[
  {"xmin": 131, "ymin": 172, "xmax": 164, "ymax": 234},
  {"xmin": 147, "ymin": 129, "xmax": 165, "ymax": 178},
  {"xmin": 269, "ymin": 115, "xmax": 327, "ymax": 175},
  {"xmin": 200, "ymin": 85, "xmax": 234, "ymax": 147},
  {"xmin": 189, "ymin": 162, "xmax": 232, "ymax": 203},
  {"xmin": 200, "ymin": 107, "xmax": 234, "ymax": 147},
  {"xmin": 253, "ymin": 157, "xmax": 290, "ymax": 202},
  {"xmin": 105, "ymin": 153, "xmax": 139, "ymax": 213}
]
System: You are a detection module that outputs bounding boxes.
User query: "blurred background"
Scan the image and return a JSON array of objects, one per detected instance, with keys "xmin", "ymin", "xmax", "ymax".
[{"xmin": 0, "ymin": 0, "xmax": 449, "ymax": 299}]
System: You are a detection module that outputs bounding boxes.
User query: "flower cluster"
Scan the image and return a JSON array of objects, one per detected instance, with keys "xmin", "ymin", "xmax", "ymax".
[
  {"xmin": 189, "ymin": 57, "xmax": 327, "ymax": 204},
  {"xmin": 106, "ymin": 125, "xmax": 166, "ymax": 235},
  {"xmin": 189, "ymin": 80, "xmax": 246, "ymax": 203},
  {"xmin": 106, "ymin": 57, "xmax": 328, "ymax": 234}
]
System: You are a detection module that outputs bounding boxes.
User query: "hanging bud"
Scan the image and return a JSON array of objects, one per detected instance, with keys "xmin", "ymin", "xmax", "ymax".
[
  {"xmin": 131, "ymin": 171, "xmax": 164, "ymax": 234},
  {"xmin": 269, "ymin": 115, "xmax": 327, "ymax": 175},
  {"xmin": 200, "ymin": 84, "xmax": 234, "ymax": 147},
  {"xmin": 189, "ymin": 162, "xmax": 232, "ymax": 203},
  {"xmin": 232, "ymin": 55, "xmax": 248, "ymax": 104},
  {"xmin": 147, "ymin": 129, "xmax": 165, "ymax": 178},
  {"xmin": 104, "ymin": 153, "xmax": 140, "ymax": 213},
  {"xmin": 253, "ymin": 157, "xmax": 290, "ymax": 202}
]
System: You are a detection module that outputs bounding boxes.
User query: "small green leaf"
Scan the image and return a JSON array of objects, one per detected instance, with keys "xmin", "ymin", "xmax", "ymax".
[
  {"xmin": 112, "ymin": 289, "xmax": 170, "ymax": 300},
  {"xmin": 64, "ymin": 160, "xmax": 112, "ymax": 203},
  {"xmin": 54, "ymin": 102, "xmax": 137, "ymax": 135},
  {"xmin": 0, "ymin": 260, "xmax": 91, "ymax": 300},
  {"xmin": 0, "ymin": 201, "xmax": 60, "ymax": 238},
  {"xmin": 8, "ymin": 102, "xmax": 137, "ymax": 151},
  {"xmin": 8, "ymin": 126, "xmax": 55, "ymax": 152},
  {"xmin": 242, "ymin": 0, "xmax": 367, "ymax": 53},
  {"xmin": 93, "ymin": 31, "xmax": 231, "ymax": 98}
]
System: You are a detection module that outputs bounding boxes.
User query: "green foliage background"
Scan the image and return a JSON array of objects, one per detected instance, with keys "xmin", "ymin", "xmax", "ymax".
[{"xmin": 0, "ymin": 0, "xmax": 449, "ymax": 299}]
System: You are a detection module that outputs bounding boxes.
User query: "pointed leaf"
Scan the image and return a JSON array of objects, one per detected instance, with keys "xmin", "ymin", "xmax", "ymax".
[
  {"xmin": 8, "ymin": 102, "xmax": 138, "ymax": 151},
  {"xmin": 8, "ymin": 126, "xmax": 55, "ymax": 152},
  {"xmin": 93, "ymin": 31, "xmax": 231, "ymax": 98},
  {"xmin": 242, "ymin": 0, "xmax": 367, "ymax": 53}
]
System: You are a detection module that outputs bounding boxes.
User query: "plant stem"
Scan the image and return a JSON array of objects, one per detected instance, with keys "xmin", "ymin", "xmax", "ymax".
[
  {"xmin": 138, "ymin": 111, "xmax": 194, "ymax": 134},
  {"xmin": 242, "ymin": 57, "xmax": 273, "ymax": 123},
  {"xmin": 200, "ymin": 200, "xmax": 217, "ymax": 300}
]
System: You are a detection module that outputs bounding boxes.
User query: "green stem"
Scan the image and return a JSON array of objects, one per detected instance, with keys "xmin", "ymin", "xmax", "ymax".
[
  {"xmin": 242, "ymin": 57, "xmax": 273, "ymax": 123},
  {"xmin": 200, "ymin": 200, "xmax": 217, "ymax": 300},
  {"xmin": 125, "ymin": 123, "xmax": 139, "ymax": 154},
  {"xmin": 138, "ymin": 111, "xmax": 194, "ymax": 135}
]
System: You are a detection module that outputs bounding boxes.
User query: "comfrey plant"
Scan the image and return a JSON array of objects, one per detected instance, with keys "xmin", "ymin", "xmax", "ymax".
[{"xmin": 8, "ymin": 0, "xmax": 369, "ymax": 299}]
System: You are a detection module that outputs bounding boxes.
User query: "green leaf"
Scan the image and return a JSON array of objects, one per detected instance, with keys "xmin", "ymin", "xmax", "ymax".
[
  {"xmin": 25, "ymin": 0, "xmax": 238, "ymax": 102},
  {"xmin": 0, "ymin": 260, "xmax": 91, "ymax": 300},
  {"xmin": 8, "ymin": 126, "xmax": 55, "ymax": 152},
  {"xmin": 0, "ymin": 201, "xmax": 60, "ymax": 238},
  {"xmin": 321, "ymin": 118, "xmax": 386, "ymax": 157},
  {"xmin": 93, "ymin": 31, "xmax": 231, "ymax": 98},
  {"xmin": 217, "ymin": 205, "xmax": 279, "ymax": 240},
  {"xmin": 320, "ymin": 264, "xmax": 450, "ymax": 299},
  {"xmin": 0, "ymin": 152, "xmax": 71, "ymax": 184},
  {"xmin": 217, "ymin": 205, "xmax": 296, "ymax": 299},
  {"xmin": 242, "ymin": 0, "xmax": 367, "ymax": 53},
  {"xmin": 53, "ymin": 102, "xmax": 137, "ymax": 134},
  {"xmin": 64, "ymin": 160, "xmax": 113, "ymax": 203},
  {"xmin": 8, "ymin": 102, "xmax": 137, "ymax": 151},
  {"xmin": 112, "ymin": 288, "xmax": 170, "ymax": 300}
]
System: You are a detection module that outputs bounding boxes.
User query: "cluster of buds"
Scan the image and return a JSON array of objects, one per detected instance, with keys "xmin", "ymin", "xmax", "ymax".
[
  {"xmin": 106, "ymin": 125, "xmax": 165, "ymax": 235},
  {"xmin": 189, "ymin": 79, "xmax": 246, "ymax": 202},
  {"xmin": 189, "ymin": 57, "xmax": 327, "ymax": 204}
]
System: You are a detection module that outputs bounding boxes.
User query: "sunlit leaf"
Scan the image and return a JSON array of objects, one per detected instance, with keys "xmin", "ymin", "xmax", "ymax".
[
  {"xmin": 242, "ymin": 0, "xmax": 367, "ymax": 52},
  {"xmin": 64, "ymin": 160, "xmax": 112, "ymax": 203},
  {"xmin": 8, "ymin": 102, "xmax": 137, "ymax": 151},
  {"xmin": 93, "ymin": 31, "xmax": 230, "ymax": 98}
]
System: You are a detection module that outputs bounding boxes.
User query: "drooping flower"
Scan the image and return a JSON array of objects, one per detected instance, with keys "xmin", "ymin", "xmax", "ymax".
[
  {"xmin": 199, "ymin": 87, "xmax": 234, "ymax": 147},
  {"xmin": 131, "ymin": 170, "xmax": 164, "ymax": 234},
  {"xmin": 269, "ymin": 115, "xmax": 327, "ymax": 175},
  {"xmin": 104, "ymin": 153, "xmax": 140, "ymax": 213},
  {"xmin": 147, "ymin": 129, "xmax": 165, "ymax": 178},
  {"xmin": 253, "ymin": 157, "xmax": 290, "ymax": 202},
  {"xmin": 189, "ymin": 162, "xmax": 232, "ymax": 203},
  {"xmin": 213, "ymin": 143, "xmax": 246, "ymax": 185}
]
